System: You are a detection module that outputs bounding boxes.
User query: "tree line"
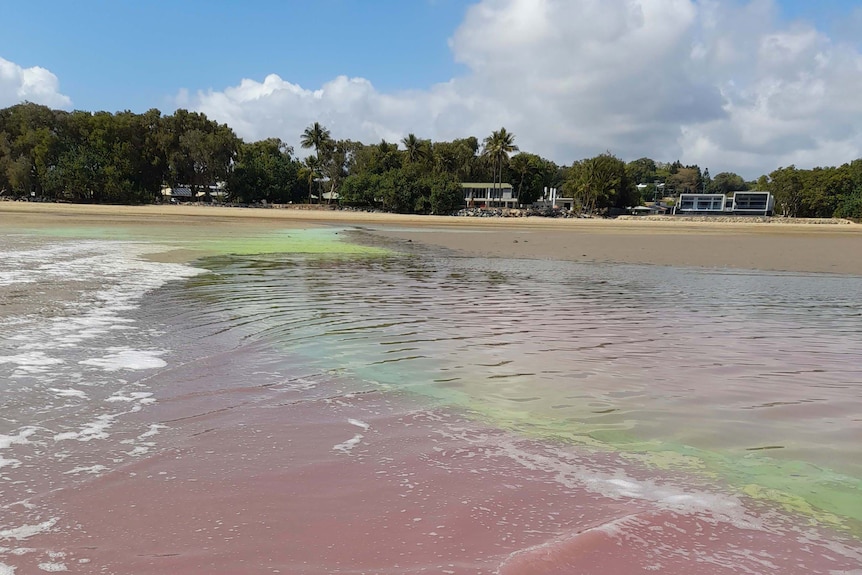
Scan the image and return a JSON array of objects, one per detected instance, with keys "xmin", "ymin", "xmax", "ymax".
[{"xmin": 1, "ymin": 102, "xmax": 860, "ymax": 218}]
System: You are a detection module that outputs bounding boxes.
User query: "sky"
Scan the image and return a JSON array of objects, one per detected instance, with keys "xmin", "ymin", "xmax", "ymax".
[{"xmin": 1, "ymin": 0, "xmax": 861, "ymax": 179}]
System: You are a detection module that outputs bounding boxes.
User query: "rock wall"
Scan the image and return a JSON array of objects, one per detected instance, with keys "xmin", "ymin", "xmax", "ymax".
[{"xmin": 616, "ymin": 215, "xmax": 854, "ymax": 224}]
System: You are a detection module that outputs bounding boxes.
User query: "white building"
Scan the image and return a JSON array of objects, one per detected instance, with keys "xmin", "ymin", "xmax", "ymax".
[
  {"xmin": 675, "ymin": 193, "xmax": 729, "ymax": 214},
  {"xmin": 532, "ymin": 187, "xmax": 574, "ymax": 210},
  {"xmin": 462, "ymin": 183, "xmax": 518, "ymax": 208},
  {"xmin": 674, "ymin": 191, "xmax": 774, "ymax": 216},
  {"xmin": 731, "ymin": 191, "xmax": 774, "ymax": 215}
]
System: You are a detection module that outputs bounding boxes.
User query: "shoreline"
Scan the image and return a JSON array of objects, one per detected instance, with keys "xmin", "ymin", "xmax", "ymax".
[{"xmin": 3, "ymin": 202, "xmax": 862, "ymax": 275}]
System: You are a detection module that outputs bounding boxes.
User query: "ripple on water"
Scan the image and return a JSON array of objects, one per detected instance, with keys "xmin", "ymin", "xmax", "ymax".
[{"xmin": 174, "ymin": 247, "xmax": 862, "ymax": 531}]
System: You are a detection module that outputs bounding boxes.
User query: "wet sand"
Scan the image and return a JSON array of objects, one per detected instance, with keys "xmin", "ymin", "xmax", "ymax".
[{"xmin": 2, "ymin": 202, "xmax": 862, "ymax": 274}]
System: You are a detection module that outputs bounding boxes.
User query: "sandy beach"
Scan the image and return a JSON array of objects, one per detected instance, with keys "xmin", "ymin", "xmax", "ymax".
[{"xmin": 2, "ymin": 201, "xmax": 862, "ymax": 275}]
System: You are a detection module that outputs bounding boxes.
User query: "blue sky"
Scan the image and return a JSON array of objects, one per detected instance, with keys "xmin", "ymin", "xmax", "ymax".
[
  {"xmin": 0, "ymin": 0, "xmax": 472, "ymax": 112},
  {"xmin": 1, "ymin": 0, "xmax": 861, "ymax": 177}
]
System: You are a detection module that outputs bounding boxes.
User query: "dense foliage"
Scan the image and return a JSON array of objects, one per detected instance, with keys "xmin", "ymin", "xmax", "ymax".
[{"xmin": 1, "ymin": 102, "xmax": 861, "ymax": 218}]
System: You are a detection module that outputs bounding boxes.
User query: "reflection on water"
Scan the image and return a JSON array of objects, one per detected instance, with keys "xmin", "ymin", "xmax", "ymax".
[{"xmin": 178, "ymin": 234, "xmax": 862, "ymax": 528}]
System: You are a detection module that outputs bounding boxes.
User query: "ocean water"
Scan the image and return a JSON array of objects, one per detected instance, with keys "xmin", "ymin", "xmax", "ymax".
[{"xmin": 1, "ymin": 223, "xmax": 860, "ymax": 574}]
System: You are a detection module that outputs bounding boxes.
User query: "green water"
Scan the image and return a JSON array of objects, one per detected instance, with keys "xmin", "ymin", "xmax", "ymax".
[
  {"xmin": 17, "ymin": 222, "xmax": 862, "ymax": 536},
  {"xmin": 187, "ymin": 234, "xmax": 862, "ymax": 536},
  {"xmin": 18, "ymin": 224, "xmax": 391, "ymax": 257}
]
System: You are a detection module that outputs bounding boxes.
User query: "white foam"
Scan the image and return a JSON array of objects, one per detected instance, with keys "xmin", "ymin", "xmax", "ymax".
[
  {"xmin": 0, "ymin": 518, "xmax": 58, "ymax": 541},
  {"xmin": 37, "ymin": 563, "xmax": 67, "ymax": 572},
  {"xmin": 0, "ymin": 562, "xmax": 15, "ymax": 575},
  {"xmin": 79, "ymin": 348, "xmax": 166, "ymax": 372},
  {"xmin": 348, "ymin": 418, "xmax": 370, "ymax": 431},
  {"xmin": 0, "ymin": 428, "xmax": 39, "ymax": 451},
  {"xmin": 0, "ymin": 352, "xmax": 63, "ymax": 375},
  {"xmin": 63, "ymin": 465, "xmax": 107, "ymax": 475},
  {"xmin": 333, "ymin": 434, "xmax": 364, "ymax": 454},
  {"xmin": 473, "ymin": 433, "xmax": 761, "ymax": 531},
  {"xmin": 6, "ymin": 548, "xmax": 35, "ymax": 556},
  {"xmin": 496, "ymin": 513, "xmax": 640, "ymax": 573},
  {"xmin": 138, "ymin": 424, "xmax": 166, "ymax": 439},
  {"xmin": 3, "ymin": 241, "xmax": 204, "ymax": 358},
  {"xmin": 53, "ymin": 414, "xmax": 118, "ymax": 442},
  {"xmin": 105, "ymin": 391, "xmax": 155, "ymax": 404},
  {"xmin": 0, "ymin": 457, "xmax": 21, "ymax": 470},
  {"xmin": 47, "ymin": 388, "xmax": 87, "ymax": 399},
  {"xmin": 124, "ymin": 445, "xmax": 152, "ymax": 457},
  {"xmin": 0, "ymin": 352, "xmax": 63, "ymax": 367}
]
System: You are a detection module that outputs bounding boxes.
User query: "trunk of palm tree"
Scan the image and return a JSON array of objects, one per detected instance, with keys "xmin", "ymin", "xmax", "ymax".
[{"xmin": 498, "ymin": 151, "xmax": 507, "ymax": 208}]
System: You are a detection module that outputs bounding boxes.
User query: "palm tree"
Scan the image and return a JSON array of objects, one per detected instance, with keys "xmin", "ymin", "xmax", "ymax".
[
  {"xmin": 482, "ymin": 128, "xmax": 518, "ymax": 202},
  {"xmin": 301, "ymin": 122, "xmax": 331, "ymax": 156},
  {"xmin": 509, "ymin": 152, "xmax": 538, "ymax": 202},
  {"xmin": 376, "ymin": 139, "xmax": 401, "ymax": 172},
  {"xmin": 401, "ymin": 133, "xmax": 429, "ymax": 165},
  {"xmin": 300, "ymin": 122, "xmax": 332, "ymax": 203},
  {"xmin": 302, "ymin": 155, "xmax": 321, "ymax": 204}
]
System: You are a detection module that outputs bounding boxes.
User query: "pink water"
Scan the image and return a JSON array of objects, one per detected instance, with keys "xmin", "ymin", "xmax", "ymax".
[
  {"xmin": 1, "ymin": 234, "xmax": 861, "ymax": 573},
  {"xmin": 16, "ymin": 365, "xmax": 860, "ymax": 574}
]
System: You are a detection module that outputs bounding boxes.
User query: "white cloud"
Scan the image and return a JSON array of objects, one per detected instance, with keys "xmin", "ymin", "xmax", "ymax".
[
  {"xmin": 0, "ymin": 57, "xmax": 71, "ymax": 109},
  {"xmin": 186, "ymin": 0, "xmax": 862, "ymax": 179}
]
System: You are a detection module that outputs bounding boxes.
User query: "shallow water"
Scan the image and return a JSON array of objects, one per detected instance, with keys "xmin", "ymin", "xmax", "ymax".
[{"xmin": 1, "ymin": 224, "xmax": 860, "ymax": 573}]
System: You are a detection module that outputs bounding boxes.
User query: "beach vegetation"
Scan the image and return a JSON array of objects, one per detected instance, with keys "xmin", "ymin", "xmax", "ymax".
[
  {"xmin": 481, "ymin": 127, "xmax": 519, "ymax": 200},
  {"xmin": 708, "ymin": 172, "xmax": 749, "ymax": 195},
  {"xmin": 562, "ymin": 152, "xmax": 637, "ymax": 213},
  {"xmin": 401, "ymin": 133, "xmax": 431, "ymax": 168},
  {"xmin": 228, "ymin": 138, "xmax": 303, "ymax": 204},
  {"xmin": 509, "ymin": 152, "xmax": 557, "ymax": 206},
  {"xmin": 1, "ymin": 102, "xmax": 861, "ymax": 218},
  {"xmin": 769, "ymin": 166, "xmax": 804, "ymax": 217}
]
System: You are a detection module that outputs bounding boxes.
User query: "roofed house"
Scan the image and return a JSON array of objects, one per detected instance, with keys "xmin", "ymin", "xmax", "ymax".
[
  {"xmin": 462, "ymin": 183, "xmax": 517, "ymax": 208},
  {"xmin": 160, "ymin": 186, "xmax": 193, "ymax": 202},
  {"xmin": 161, "ymin": 182, "xmax": 228, "ymax": 202}
]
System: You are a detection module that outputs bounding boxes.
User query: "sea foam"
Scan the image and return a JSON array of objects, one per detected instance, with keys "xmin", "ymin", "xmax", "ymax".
[{"xmin": 79, "ymin": 348, "xmax": 166, "ymax": 372}]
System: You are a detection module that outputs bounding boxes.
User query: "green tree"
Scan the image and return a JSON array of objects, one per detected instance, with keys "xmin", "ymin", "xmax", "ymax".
[
  {"xmin": 428, "ymin": 173, "xmax": 462, "ymax": 214},
  {"xmin": 665, "ymin": 165, "xmax": 702, "ymax": 195},
  {"xmin": 300, "ymin": 122, "xmax": 331, "ymax": 158},
  {"xmin": 373, "ymin": 140, "xmax": 403, "ymax": 173},
  {"xmin": 482, "ymin": 128, "xmax": 518, "ymax": 200},
  {"xmin": 300, "ymin": 155, "xmax": 322, "ymax": 203},
  {"xmin": 710, "ymin": 172, "xmax": 748, "ymax": 195},
  {"xmin": 320, "ymin": 139, "xmax": 350, "ymax": 203},
  {"xmin": 401, "ymin": 133, "xmax": 430, "ymax": 165},
  {"xmin": 509, "ymin": 152, "xmax": 558, "ymax": 206},
  {"xmin": 433, "ymin": 137, "xmax": 479, "ymax": 181},
  {"xmin": 770, "ymin": 166, "xmax": 803, "ymax": 217},
  {"xmin": 229, "ymin": 138, "xmax": 300, "ymax": 203},
  {"xmin": 300, "ymin": 122, "xmax": 333, "ymax": 203},
  {"xmin": 798, "ymin": 166, "xmax": 851, "ymax": 217},
  {"xmin": 0, "ymin": 102, "xmax": 59, "ymax": 198},
  {"xmin": 563, "ymin": 152, "xmax": 635, "ymax": 213},
  {"xmin": 834, "ymin": 192, "xmax": 862, "ymax": 219},
  {"xmin": 625, "ymin": 157, "xmax": 658, "ymax": 186},
  {"xmin": 340, "ymin": 172, "xmax": 383, "ymax": 207}
]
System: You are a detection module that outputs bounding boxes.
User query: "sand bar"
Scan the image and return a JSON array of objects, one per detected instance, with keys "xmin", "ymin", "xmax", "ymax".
[{"xmin": 2, "ymin": 202, "xmax": 862, "ymax": 275}]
